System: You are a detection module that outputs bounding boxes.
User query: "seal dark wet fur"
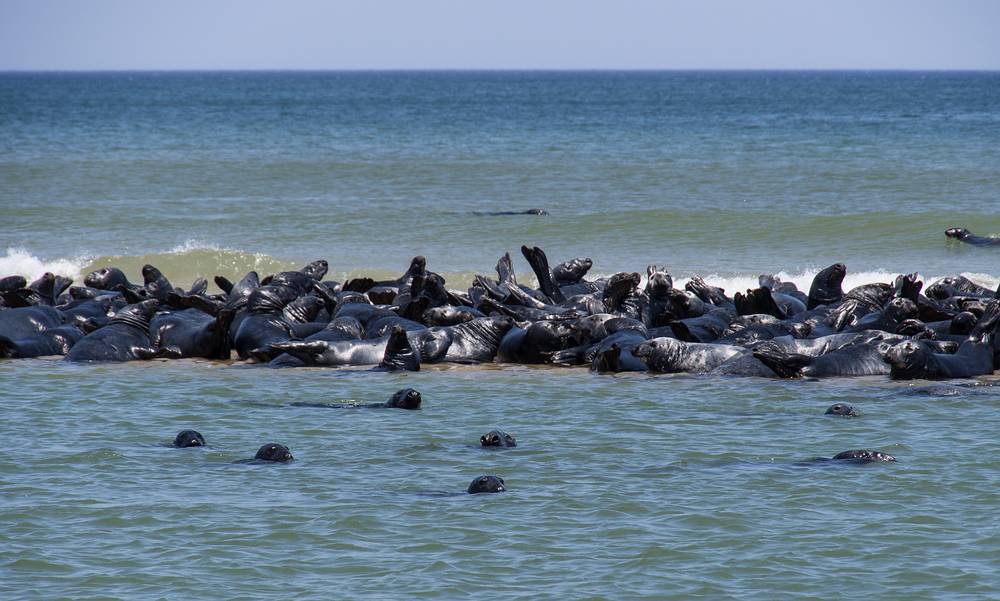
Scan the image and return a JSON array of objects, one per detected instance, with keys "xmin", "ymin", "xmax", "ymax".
[
  {"xmin": 480, "ymin": 430, "xmax": 517, "ymax": 447},
  {"xmin": 832, "ymin": 449, "xmax": 896, "ymax": 463},
  {"xmin": 824, "ymin": 403, "xmax": 858, "ymax": 417},
  {"xmin": 173, "ymin": 430, "xmax": 206, "ymax": 447},
  {"xmin": 254, "ymin": 443, "xmax": 294, "ymax": 462},
  {"xmin": 468, "ymin": 475, "xmax": 506, "ymax": 494}
]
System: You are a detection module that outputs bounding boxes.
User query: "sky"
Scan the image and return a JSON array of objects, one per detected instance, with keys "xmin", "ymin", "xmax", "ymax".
[{"xmin": 1, "ymin": 0, "xmax": 998, "ymax": 70}]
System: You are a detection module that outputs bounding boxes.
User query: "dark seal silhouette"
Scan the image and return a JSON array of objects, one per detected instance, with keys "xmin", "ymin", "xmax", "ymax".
[
  {"xmin": 480, "ymin": 430, "xmax": 517, "ymax": 447},
  {"xmin": 825, "ymin": 403, "xmax": 858, "ymax": 417},
  {"xmin": 254, "ymin": 443, "xmax": 294, "ymax": 462},
  {"xmin": 832, "ymin": 449, "xmax": 896, "ymax": 463},
  {"xmin": 173, "ymin": 430, "xmax": 206, "ymax": 447},
  {"xmin": 468, "ymin": 475, "xmax": 506, "ymax": 494}
]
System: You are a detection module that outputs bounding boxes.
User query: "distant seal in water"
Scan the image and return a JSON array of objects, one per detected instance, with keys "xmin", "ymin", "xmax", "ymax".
[
  {"xmin": 291, "ymin": 388, "xmax": 422, "ymax": 410},
  {"xmin": 384, "ymin": 388, "xmax": 422, "ymax": 409},
  {"xmin": 945, "ymin": 227, "xmax": 1000, "ymax": 247},
  {"xmin": 825, "ymin": 403, "xmax": 858, "ymax": 417},
  {"xmin": 475, "ymin": 208, "xmax": 548, "ymax": 216},
  {"xmin": 173, "ymin": 430, "xmax": 206, "ymax": 447},
  {"xmin": 468, "ymin": 475, "xmax": 506, "ymax": 494},
  {"xmin": 480, "ymin": 430, "xmax": 517, "ymax": 447},
  {"xmin": 254, "ymin": 443, "xmax": 293, "ymax": 462},
  {"xmin": 832, "ymin": 449, "xmax": 896, "ymax": 463}
]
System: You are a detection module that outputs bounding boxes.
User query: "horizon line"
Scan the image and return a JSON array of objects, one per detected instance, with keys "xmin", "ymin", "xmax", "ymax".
[{"xmin": 2, "ymin": 67, "xmax": 999, "ymax": 74}]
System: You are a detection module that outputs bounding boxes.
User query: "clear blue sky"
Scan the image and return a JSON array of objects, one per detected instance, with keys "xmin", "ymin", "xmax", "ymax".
[{"xmin": 1, "ymin": 0, "xmax": 998, "ymax": 70}]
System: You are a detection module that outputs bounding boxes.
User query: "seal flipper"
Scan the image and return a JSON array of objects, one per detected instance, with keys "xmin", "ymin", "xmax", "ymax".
[
  {"xmin": 156, "ymin": 346, "xmax": 184, "ymax": 359},
  {"xmin": 116, "ymin": 284, "xmax": 146, "ymax": 305},
  {"xmin": 269, "ymin": 340, "xmax": 326, "ymax": 364},
  {"xmin": 187, "ymin": 294, "xmax": 223, "ymax": 317},
  {"xmin": 894, "ymin": 273, "xmax": 922, "ymax": 303},
  {"xmin": 495, "ymin": 252, "xmax": 517, "ymax": 287},
  {"xmin": 343, "ymin": 277, "xmax": 376, "ymax": 293},
  {"xmin": 214, "ymin": 276, "xmax": 235, "ymax": 295},
  {"xmin": 735, "ymin": 287, "xmax": 786, "ymax": 319},
  {"xmin": 474, "ymin": 275, "xmax": 507, "ymax": 301},
  {"xmin": 477, "ymin": 298, "xmax": 522, "ymax": 320},
  {"xmin": 187, "ymin": 278, "xmax": 208, "ymax": 297},
  {"xmin": 379, "ymin": 326, "xmax": 420, "ymax": 371},
  {"xmin": 751, "ymin": 343, "xmax": 812, "ymax": 378},
  {"xmin": 521, "ymin": 246, "xmax": 566, "ymax": 303},
  {"xmin": 133, "ymin": 346, "xmax": 159, "ymax": 360},
  {"xmin": 594, "ymin": 344, "xmax": 622, "ymax": 373},
  {"xmin": 546, "ymin": 343, "xmax": 595, "ymax": 366}
]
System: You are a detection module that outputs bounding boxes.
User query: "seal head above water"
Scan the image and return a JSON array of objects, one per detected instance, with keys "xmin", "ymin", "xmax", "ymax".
[{"xmin": 468, "ymin": 475, "xmax": 506, "ymax": 494}]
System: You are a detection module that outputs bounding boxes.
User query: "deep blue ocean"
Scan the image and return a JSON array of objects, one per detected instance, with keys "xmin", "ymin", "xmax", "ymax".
[{"xmin": 2, "ymin": 71, "xmax": 999, "ymax": 599}]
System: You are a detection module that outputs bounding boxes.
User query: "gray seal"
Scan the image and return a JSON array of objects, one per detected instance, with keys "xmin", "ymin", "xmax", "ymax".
[
  {"xmin": 480, "ymin": 430, "xmax": 517, "ymax": 447},
  {"xmin": 173, "ymin": 430, "xmax": 206, "ymax": 447},
  {"xmin": 825, "ymin": 403, "xmax": 858, "ymax": 417},
  {"xmin": 254, "ymin": 443, "xmax": 293, "ymax": 462},
  {"xmin": 468, "ymin": 475, "xmax": 506, "ymax": 494}
]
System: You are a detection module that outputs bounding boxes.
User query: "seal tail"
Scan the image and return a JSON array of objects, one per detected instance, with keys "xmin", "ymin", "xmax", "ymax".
[
  {"xmin": 379, "ymin": 326, "xmax": 420, "ymax": 371},
  {"xmin": 751, "ymin": 343, "xmax": 812, "ymax": 378},
  {"xmin": 520, "ymin": 246, "xmax": 565, "ymax": 303}
]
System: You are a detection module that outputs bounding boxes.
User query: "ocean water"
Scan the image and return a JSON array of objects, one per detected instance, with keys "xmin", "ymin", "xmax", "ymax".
[{"xmin": 2, "ymin": 71, "xmax": 1000, "ymax": 599}]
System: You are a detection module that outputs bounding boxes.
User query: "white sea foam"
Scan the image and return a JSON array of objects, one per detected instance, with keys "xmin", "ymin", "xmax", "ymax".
[{"xmin": 0, "ymin": 248, "xmax": 91, "ymax": 282}]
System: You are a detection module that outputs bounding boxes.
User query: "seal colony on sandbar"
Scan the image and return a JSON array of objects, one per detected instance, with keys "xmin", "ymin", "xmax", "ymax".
[{"xmin": 2, "ymin": 244, "xmax": 999, "ymax": 381}]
